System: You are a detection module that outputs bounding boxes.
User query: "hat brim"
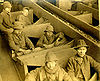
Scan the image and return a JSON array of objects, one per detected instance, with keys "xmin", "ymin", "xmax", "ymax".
[{"xmin": 73, "ymin": 45, "xmax": 89, "ymax": 49}]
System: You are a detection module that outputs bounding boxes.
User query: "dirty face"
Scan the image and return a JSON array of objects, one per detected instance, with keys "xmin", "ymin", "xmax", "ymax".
[
  {"xmin": 45, "ymin": 31, "xmax": 53, "ymax": 37},
  {"xmin": 77, "ymin": 47, "xmax": 87, "ymax": 57},
  {"xmin": 22, "ymin": 9, "xmax": 29, "ymax": 16},
  {"xmin": 46, "ymin": 61, "xmax": 56, "ymax": 69},
  {"xmin": 5, "ymin": 7, "xmax": 11, "ymax": 12}
]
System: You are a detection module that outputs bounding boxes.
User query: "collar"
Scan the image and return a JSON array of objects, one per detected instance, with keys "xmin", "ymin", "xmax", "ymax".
[
  {"xmin": 3, "ymin": 9, "xmax": 9, "ymax": 13},
  {"xmin": 74, "ymin": 54, "xmax": 86, "ymax": 60},
  {"xmin": 74, "ymin": 55, "xmax": 86, "ymax": 65},
  {"xmin": 44, "ymin": 64, "xmax": 59, "ymax": 74},
  {"xmin": 3, "ymin": 9, "xmax": 11, "ymax": 15}
]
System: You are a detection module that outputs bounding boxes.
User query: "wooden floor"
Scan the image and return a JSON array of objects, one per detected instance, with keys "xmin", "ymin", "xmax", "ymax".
[{"xmin": 0, "ymin": 36, "xmax": 20, "ymax": 81}]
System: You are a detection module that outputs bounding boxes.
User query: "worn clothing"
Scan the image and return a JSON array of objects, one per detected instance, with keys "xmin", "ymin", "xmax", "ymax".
[
  {"xmin": 67, "ymin": 55, "xmax": 100, "ymax": 81},
  {"xmin": 36, "ymin": 32, "xmax": 67, "ymax": 47},
  {"xmin": 0, "ymin": 10, "xmax": 15, "ymax": 34},
  {"xmin": 8, "ymin": 32, "xmax": 34, "ymax": 52},
  {"xmin": 25, "ymin": 65, "xmax": 72, "ymax": 81},
  {"xmin": 17, "ymin": 15, "xmax": 31, "ymax": 27}
]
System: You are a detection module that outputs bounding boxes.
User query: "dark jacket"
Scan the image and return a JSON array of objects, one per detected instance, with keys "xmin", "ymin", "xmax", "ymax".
[
  {"xmin": 67, "ymin": 55, "xmax": 100, "ymax": 81},
  {"xmin": 0, "ymin": 10, "xmax": 15, "ymax": 34},
  {"xmin": 8, "ymin": 32, "xmax": 34, "ymax": 52},
  {"xmin": 36, "ymin": 32, "xmax": 67, "ymax": 47},
  {"xmin": 25, "ymin": 66, "xmax": 72, "ymax": 81}
]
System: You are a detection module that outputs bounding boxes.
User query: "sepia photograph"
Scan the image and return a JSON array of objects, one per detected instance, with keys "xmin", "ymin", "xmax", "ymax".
[{"xmin": 0, "ymin": 0, "xmax": 99, "ymax": 81}]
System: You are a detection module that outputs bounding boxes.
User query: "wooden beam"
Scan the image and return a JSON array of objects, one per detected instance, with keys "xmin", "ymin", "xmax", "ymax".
[{"xmin": 17, "ymin": 45, "xmax": 76, "ymax": 67}]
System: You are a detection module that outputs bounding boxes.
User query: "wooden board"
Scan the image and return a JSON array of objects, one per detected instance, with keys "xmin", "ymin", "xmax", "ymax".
[
  {"xmin": 17, "ymin": 44, "xmax": 76, "ymax": 68},
  {"xmin": 22, "ymin": 23, "xmax": 51, "ymax": 38},
  {"xmin": 75, "ymin": 13, "xmax": 92, "ymax": 24}
]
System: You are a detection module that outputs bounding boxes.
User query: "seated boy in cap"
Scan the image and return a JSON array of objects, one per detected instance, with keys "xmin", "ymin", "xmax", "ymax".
[
  {"xmin": 16, "ymin": 7, "xmax": 48, "ymax": 28},
  {"xmin": 0, "ymin": 1, "xmax": 14, "ymax": 34},
  {"xmin": 0, "ymin": 1, "xmax": 26, "ymax": 35},
  {"xmin": 36, "ymin": 26, "xmax": 68, "ymax": 49},
  {"xmin": 16, "ymin": 7, "xmax": 32, "ymax": 28},
  {"xmin": 66, "ymin": 39, "xmax": 100, "ymax": 81},
  {"xmin": 25, "ymin": 51, "xmax": 72, "ymax": 81},
  {"xmin": 8, "ymin": 29, "xmax": 34, "ymax": 57}
]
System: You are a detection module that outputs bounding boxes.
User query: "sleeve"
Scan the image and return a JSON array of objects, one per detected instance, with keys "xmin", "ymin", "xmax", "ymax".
[
  {"xmin": 17, "ymin": 15, "xmax": 25, "ymax": 23},
  {"xmin": 88, "ymin": 56, "xmax": 100, "ymax": 79},
  {"xmin": 24, "ymin": 34, "xmax": 34, "ymax": 49},
  {"xmin": 66, "ymin": 58, "xmax": 81, "ymax": 81},
  {"xmin": 62, "ymin": 69, "xmax": 72, "ymax": 81},
  {"xmin": 17, "ymin": 15, "xmax": 23, "ymax": 21},
  {"xmin": 8, "ymin": 34, "xmax": 20, "ymax": 52},
  {"xmin": 25, "ymin": 18, "xmax": 31, "ymax": 25},
  {"xmin": 36, "ymin": 35, "xmax": 44, "ymax": 47},
  {"xmin": 17, "ymin": 15, "xmax": 31, "ymax": 26},
  {"xmin": 66, "ymin": 58, "xmax": 76, "ymax": 78},
  {"xmin": 0, "ymin": 14, "xmax": 12, "ymax": 34},
  {"xmin": 89, "ymin": 56, "xmax": 100, "ymax": 72},
  {"xmin": 54, "ymin": 32, "xmax": 67, "ymax": 46}
]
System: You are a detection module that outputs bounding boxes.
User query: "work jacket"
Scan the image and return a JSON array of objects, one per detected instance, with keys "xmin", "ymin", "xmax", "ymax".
[
  {"xmin": 25, "ymin": 65, "xmax": 72, "ymax": 81},
  {"xmin": 8, "ymin": 32, "xmax": 34, "ymax": 52},
  {"xmin": 36, "ymin": 32, "xmax": 67, "ymax": 48},
  {"xmin": 0, "ymin": 10, "xmax": 15, "ymax": 34},
  {"xmin": 17, "ymin": 14, "xmax": 31, "ymax": 26},
  {"xmin": 67, "ymin": 55, "xmax": 100, "ymax": 81}
]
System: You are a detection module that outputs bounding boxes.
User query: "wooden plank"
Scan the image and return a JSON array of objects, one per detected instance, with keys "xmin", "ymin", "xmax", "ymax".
[
  {"xmin": 22, "ymin": 23, "xmax": 49, "ymax": 38},
  {"xmin": 77, "ymin": 3, "xmax": 99, "ymax": 20},
  {"xmin": 39, "ymin": 1, "xmax": 99, "ymax": 40},
  {"xmin": 17, "ymin": 44, "xmax": 76, "ymax": 67},
  {"xmin": 75, "ymin": 13, "xmax": 92, "ymax": 24}
]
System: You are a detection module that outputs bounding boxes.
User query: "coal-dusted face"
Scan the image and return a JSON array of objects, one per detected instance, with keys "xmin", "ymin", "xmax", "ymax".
[
  {"xmin": 5, "ymin": 7, "xmax": 11, "ymax": 12},
  {"xmin": 22, "ymin": 9, "xmax": 29, "ymax": 16},
  {"xmin": 77, "ymin": 47, "xmax": 87, "ymax": 57},
  {"xmin": 46, "ymin": 61, "xmax": 56, "ymax": 69}
]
